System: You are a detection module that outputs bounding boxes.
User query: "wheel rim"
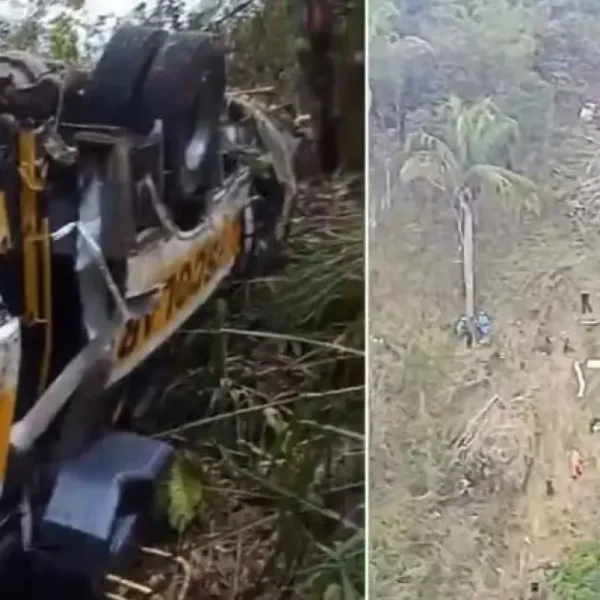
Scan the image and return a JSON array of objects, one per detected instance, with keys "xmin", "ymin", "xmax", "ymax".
[
  {"xmin": 180, "ymin": 96, "xmax": 213, "ymax": 195},
  {"xmin": 184, "ymin": 115, "xmax": 210, "ymax": 172}
]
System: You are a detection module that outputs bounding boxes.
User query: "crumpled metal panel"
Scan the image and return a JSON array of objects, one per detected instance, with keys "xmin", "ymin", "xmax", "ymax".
[
  {"xmin": 0, "ymin": 50, "xmax": 48, "ymax": 88},
  {"xmin": 229, "ymin": 95, "xmax": 298, "ymax": 240}
]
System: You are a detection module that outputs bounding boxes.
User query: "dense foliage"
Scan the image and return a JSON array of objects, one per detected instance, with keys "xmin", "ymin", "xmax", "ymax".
[
  {"xmin": 369, "ymin": 0, "xmax": 600, "ymax": 210},
  {"xmin": 370, "ymin": 1, "xmax": 600, "ymax": 598},
  {"xmin": 1, "ymin": 1, "xmax": 365, "ymax": 598}
]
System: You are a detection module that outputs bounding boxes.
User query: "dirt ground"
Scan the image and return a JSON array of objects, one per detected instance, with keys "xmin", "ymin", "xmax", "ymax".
[{"xmin": 369, "ymin": 176, "xmax": 600, "ymax": 599}]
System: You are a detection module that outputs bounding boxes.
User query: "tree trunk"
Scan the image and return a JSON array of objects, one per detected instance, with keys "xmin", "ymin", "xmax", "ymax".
[
  {"xmin": 456, "ymin": 186, "xmax": 476, "ymax": 346},
  {"xmin": 398, "ymin": 94, "xmax": 406, "ymax": 145},
  {"xmin": 395, "ymin": 83, "xmax": 407, "ymax": 145},
  {"xmin": 384, "ymin": 158, "xmax": 391, "ymax": 210}
]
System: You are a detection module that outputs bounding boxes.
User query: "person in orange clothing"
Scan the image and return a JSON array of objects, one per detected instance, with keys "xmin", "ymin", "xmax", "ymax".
[{"xmin": 570, "ymin": 449, "xmax": 583, "ymax": 480}]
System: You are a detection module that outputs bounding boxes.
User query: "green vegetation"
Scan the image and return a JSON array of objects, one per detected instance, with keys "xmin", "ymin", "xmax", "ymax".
[
  {"xmin": 2, "ymin": 0, "xmax": 364, "ymax": 597},
  {"xmin": 550, "ymin": 543, "xmax": 600, "ymax": 600},
  {"xmin": 146, "ymin": 179, "xmax": 364, "ymax": 598},
  {"xmin": 401, "ymin": 96, "xmax": 539, "ymax": 218},
  {"xmin": 370, "ymin": 0, "xmax": 600, "ymax": 598},
  {"xmin": 400, "ymin": 95, "xmax": 540, "ymax": 340}
]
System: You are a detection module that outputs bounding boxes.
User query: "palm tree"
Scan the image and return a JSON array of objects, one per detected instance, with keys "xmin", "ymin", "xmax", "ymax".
[{"xmin": 400, "ymin": 96, "xmax": 541, "ymax": 345}]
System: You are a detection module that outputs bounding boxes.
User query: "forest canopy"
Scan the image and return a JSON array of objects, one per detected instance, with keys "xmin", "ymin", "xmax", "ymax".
[{"xmin": 369, "ymin": 0, "xmax": 600, "ymax": 199}]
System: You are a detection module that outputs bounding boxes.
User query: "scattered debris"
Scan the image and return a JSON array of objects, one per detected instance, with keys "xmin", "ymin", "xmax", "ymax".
[
  {"xmin": 574, "ymin": 360, "xmax": 586, "ymax": 398},
  {"xmin": 590, "ymin": 418, "xmax": 600, "ymax": 433},
  {"xmin": 561, "ymin": 332, "xmax": 574, "ymax": 354},
  {"xmin": 529, "ymin": 580, "xmax": 547, "ymax": 599},
  {"xmin": 570, "ymin": 449, "xmax": 583, "ymax": 480},
  {"xmin": 451, "ymin": 395, "xmax": 500, "ymax": 451},
  {"xmin": 581, "ymin": 291, "xmax": 594, "ymax": 314},
  {"xmin": 580, "ymin": 101, "xmax": 597, "ymax": 123},
  {"xmin": 586, "ymin": 358, "xmax": 600, "ymax": 370},
  {"xmin": 534, "ymin": 333, "xmax": 553, "ymax": 355}
]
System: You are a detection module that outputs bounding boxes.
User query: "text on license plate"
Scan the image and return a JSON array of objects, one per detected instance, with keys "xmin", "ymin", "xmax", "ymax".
[{"xmin": 115, "ymin": 217, "xmax": 242, "ymax": 364}]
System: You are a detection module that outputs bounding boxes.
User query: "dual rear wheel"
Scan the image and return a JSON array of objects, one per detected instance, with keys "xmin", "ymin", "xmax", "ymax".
[{"xmin": 73, "ymin": 26, "xmax": 226, "ymax": 220}]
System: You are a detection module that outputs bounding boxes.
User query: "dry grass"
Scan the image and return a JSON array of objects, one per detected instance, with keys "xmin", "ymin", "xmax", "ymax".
[
  {"xmin": 369, "ymin": 161, "xmax": 600, "ymax": 600},
  {"xmin": 104, "ymin": 175, "xmax": 364, "ymax": 600}
]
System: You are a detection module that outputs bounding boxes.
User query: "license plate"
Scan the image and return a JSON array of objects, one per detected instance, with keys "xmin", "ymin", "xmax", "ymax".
[{"xmin": 108, "ymin": 216, "xmax": 242, "ymax": 384}]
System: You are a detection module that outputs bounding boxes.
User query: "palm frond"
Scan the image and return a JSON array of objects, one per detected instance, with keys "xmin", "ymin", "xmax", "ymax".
[
  {"xmin": 442, "ymin": 96, "xmax": 521, "ymax": 167},
  {"xmin": 473, "ymin": 117, "xmax": 521, "ymax": 165},
  {"xmin": 443, "ymin": 94, "xmax": 464, "ymax": 124},
  {"xmin": 399, "ymin": 35, "xmax": 435, "ymax": 55},
  {"xmin": 478, "ymin": 97, "xmax": 504, "ymax": 121},
  {"xmin": 466, "ymin": 164, "xmax": 542, "ymax": 218},
  {"xmin": 370, "ymin": 3, "xmax": 401, "ymax": 38},
  {"xmin": 463, "ymin": 99, "xmax": 519, "ymax": 164},
  {"xmin": 441, "ymin": 95, "xmax": 467, "ymax": 162},
  {"xmin": 481, "ymin": 96, "xmax": 501, "ymax": 112},
  {"xmin": 403, "ymin": 133, "xmax": 461, "ymax": 186},
  {"xmin": 454, "ymin": 112, "xmax": 469, "ymax": 167},
  {"xmin": 465, "ymin": 100, "xmax": 492, "ymax": 133},
  {"xmin": 399, "ymin": 151, "xmax": 450, "ymax": 191}
]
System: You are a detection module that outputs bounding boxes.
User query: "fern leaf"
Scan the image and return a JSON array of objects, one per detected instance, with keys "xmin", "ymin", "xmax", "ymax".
[{"xmin": 167, "ymin": 455, "xmax": 205, "ymax": 533}]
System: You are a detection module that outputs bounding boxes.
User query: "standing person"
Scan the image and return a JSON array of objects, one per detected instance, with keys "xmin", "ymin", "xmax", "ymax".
[{"xmin": 574, "ymin": 259, "xmax": 597, "ymax": 319}]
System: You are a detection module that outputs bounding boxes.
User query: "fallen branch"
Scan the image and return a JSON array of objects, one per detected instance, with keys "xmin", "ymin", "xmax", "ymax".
[
  {"xmin": 226, "ymin": 85, "xmax": 276, "ymax": 96},
  {"xmin": 574, "ymin": 360, "xmax": 586, "ymax": 398},
  {"xmin": 452, "ymin": 395, "xmax": 500, "ymax": 451},
  {"xmin": 179, "ymin": 327, "xmax": 364, "ymax": 356}
]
